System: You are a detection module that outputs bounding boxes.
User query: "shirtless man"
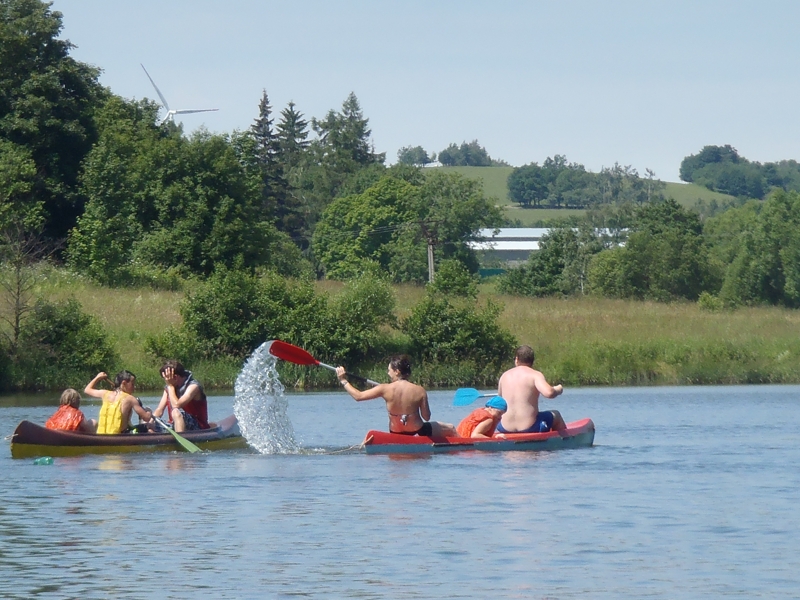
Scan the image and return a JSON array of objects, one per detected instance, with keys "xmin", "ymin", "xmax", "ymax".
[
  {"xmin": 496, "ymin": 345, "xmax": 567, "ymax": 434},
  {"xmin": 335, "ymin": 355, "xmax": 456, "ymax": 439}
]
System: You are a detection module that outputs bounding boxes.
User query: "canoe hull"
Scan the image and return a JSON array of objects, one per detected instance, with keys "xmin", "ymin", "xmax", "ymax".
[
  {"xmin": 363, "ymin": 418, "xmax": 595, "ymax": 455},
  {"xmin": 10, "ymin": 414, "xmax": 246, "ymax": 458}
]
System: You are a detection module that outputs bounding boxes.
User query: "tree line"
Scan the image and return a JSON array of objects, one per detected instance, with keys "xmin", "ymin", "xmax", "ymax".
[
  {"xmin": 507, "ymin": 156, "xmax": 666, "ymax": 209},
  {"xmin": 680, "ymin": 144, "xmax": 800, "ymax": 200},
  {"xmin": 499, "ymin": 191, "xmax": 800, "ymax": 310}
]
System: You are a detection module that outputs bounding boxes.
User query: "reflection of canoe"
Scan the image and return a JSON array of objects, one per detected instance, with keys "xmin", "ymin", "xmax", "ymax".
[
  {"xmin": 10, "ymin": 415, "xmax": 246, "ymax": 458},
  {"xmin": 363, "ymin": 418, "xmax": 595, "ymax": 455}
]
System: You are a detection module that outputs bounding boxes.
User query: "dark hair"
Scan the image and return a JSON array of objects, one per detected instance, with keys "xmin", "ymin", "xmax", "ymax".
[
  {"xmin": 160, "ymin": 360, "xmax": 187, "ymax": 378},
  {"xmin": 114, "ymin": 370, "xmax": 136, "ymax": 389},
  {"xmin": 388, "ymin": 354, "xmax": 412, "ymax": 378},
  {"xmin": 515, "ymin": 345, "xmax": 535, "ymax": 366}
]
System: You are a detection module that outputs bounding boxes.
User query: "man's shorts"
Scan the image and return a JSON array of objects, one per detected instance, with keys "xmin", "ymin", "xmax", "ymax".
[{"xmin": 496, "ymin": 411, "xmax": 555, "ymax": 434}]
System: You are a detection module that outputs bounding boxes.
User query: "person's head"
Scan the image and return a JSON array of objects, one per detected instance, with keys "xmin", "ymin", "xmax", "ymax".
[
  {"xmin": 59, "ymin": 388, "xmax": 81, "ymax": 408},
  {"xmin": 387, "ymin": 355, "xmax": 412, "ymax": 381},
  {"xmin": 160, "ymin": 360, "xmax": 188, "ymax": 380},
  {"xmin": 514, "ymin": 345, "xmax": 535, "ymax": 366},
  {"xmin": 114, "ymin": 370, "xmax": 136, "ymax": 393},
  {"xmin": 485, "ymin": 396, "xmax": 507, "ymax": 416}
]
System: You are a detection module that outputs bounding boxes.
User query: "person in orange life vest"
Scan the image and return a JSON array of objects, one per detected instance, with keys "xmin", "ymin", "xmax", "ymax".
[
  {"xmin": 153, "ymin": 360, "xmax": 209, "ymax": 432},
  {"xmin": 45, "ymin": 388, "xmax": 97, "ymax": 433},
  {"xmin": 84, "ymin": 371, "xmax": 153, "ymax": 434},
  {"xmin": 456, "ymin": 396, "xmax": 507, "ymax": 438}
]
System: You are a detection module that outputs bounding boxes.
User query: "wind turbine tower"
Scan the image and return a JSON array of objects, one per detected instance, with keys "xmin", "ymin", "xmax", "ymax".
[{"xmin": 140, "ymin": 64, "xmax": 218, "ymax": 125}]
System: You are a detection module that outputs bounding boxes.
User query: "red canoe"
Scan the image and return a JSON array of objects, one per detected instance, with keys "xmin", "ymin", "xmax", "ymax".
[
  {"xmin": 10, "ymin": 414, "xmax": 246, "ymax": 458},
  {"xmin": 363, "ymin": 418, "xmax": 595, "ymax": 455}
]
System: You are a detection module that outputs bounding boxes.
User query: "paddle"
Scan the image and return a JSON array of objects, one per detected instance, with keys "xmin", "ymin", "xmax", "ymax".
[
  {"xmin": 153, "ymin": 417, "xmax": 202, "ymax": 453},
  {"xmin": 453, "ymin": 387, "xmax": 498, "ymax": 406},
  {"xmin": 268, "ymin": 340, "xmax": 380, "ymax": 386}
]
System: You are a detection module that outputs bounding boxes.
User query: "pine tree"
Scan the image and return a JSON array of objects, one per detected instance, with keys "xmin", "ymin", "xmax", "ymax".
[
  {"xmin": 275, "ymin": 101, "xmax": 309, "ymax": 170},
  {"xmin": 251, "ymin": 91, "xmax": 305, "ymax": 239}
]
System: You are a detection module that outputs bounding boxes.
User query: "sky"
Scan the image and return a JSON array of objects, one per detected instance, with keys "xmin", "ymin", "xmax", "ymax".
[{"xmin": 52, "ymin": 0, "xmax": 800, "ymax": 182}]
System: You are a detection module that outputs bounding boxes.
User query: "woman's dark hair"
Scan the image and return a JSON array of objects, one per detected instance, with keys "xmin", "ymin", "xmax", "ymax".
[
  {"xmin": 114, "ymin": 370, "xmax": 136, "ymax": 389},
  {"xmin": 388, "ymin": 355, "xmax": 412, "ymax": 378}
]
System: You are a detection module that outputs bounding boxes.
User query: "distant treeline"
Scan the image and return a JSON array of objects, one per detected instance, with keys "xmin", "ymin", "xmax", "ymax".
[
  {"xmin": 680, "ymin": 144, "xmax": 800, "ymax": 199},
  {"xmin": 500, "ymin": 190, "xmax": 800, "ymax": 310},
  {"xmin": 506, "ymin": 156, "xmax": 666, "ymax": 209}
]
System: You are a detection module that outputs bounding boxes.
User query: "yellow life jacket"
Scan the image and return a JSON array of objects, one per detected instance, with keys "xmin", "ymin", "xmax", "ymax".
[{"xmin": 96, "ymin": 390, "xmax": 131, "ymax": 434}]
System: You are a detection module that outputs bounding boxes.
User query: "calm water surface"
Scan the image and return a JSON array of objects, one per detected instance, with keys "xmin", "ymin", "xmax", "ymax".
[{"xmin": 1, "ymin": 385, "xmax": 798, "ymax": 599}]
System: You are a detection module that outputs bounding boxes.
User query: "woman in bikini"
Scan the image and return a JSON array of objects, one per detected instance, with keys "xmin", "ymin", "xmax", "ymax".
[{"xmin": 335, "ymin": 355, "xmax": 456, "ymax": 438}]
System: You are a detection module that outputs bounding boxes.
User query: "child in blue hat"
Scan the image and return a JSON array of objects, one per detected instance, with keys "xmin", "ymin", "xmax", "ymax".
[{"xmin": 456, "ymin": 396, "xmax": 507, "ymax": 438}]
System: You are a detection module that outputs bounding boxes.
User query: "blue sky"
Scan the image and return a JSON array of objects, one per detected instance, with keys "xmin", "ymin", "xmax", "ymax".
[{"xmin": 53, "ymin": 0, "xmax": 800, "ymax": 181}]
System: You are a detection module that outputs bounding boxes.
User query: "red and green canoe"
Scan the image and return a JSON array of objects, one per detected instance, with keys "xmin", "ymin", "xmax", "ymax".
[
  {"xmin": 10, "ymin": 414, "xmax": 246, "ymax": 458},
  {"xmin": 363, "ymin": 418, "xmax": 595, "ymax": 455}
]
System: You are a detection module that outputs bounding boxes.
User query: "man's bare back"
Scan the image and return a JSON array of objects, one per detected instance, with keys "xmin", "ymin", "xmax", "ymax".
[{"xmin": 497, "ymin": 348, "xmax": 564, "ymax": 432}]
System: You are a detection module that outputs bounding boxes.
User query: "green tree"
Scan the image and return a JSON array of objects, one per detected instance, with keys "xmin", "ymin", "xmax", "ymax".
[
  {"xmin": 714, "ymin": 190, "xmax": 800, "ymax": 307},
  {"xmin": 312, "ymin": 171, "xmax": 502, "ymax": 281},
  {"xmin": 250, "ymin": 91, "xmax": 303, "ymax": 237},
  {"xmin": 68, "ymin": 96, "xmax": 304, "ymax": 283},
  {"xmin": 508, "ymin": 163, "xmax": 548, "ymax": 208},
  {"xmin": 397, "ymin": 145, "xmax": 434, "ymax": 166},
  {"xmin": 437, "ymin": 140, "xmax": 493, "ymax": 167},
  {"xmin": 0, "ymin": 0, "xmax": 106, "ymax": 241},
  {"xmin": 276, "ymin": 101, "xmax": 310, "ymax": 169},
  {"xmin": 588, "ymin": 199, "xmax": 715, "ymax": 301},
  {"xmin": 0, "ymin": 139, "xmax": 39, "ymax": 229}
]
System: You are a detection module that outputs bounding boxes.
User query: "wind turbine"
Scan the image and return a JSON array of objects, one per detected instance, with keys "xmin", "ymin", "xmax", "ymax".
[{"xmin": 140, "ymin": 64, "xmax": 218, "ymax": 125}]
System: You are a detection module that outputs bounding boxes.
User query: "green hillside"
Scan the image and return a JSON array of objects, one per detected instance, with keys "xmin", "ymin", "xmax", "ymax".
[
  {"xmin": 663, "ymin": 182, "xmax": 736, "ymax": 208},
  {"xmin": 434, "ymin": 166, "xmax": 513, "ymax": 203},
  {"xmin": 435, "ymin": 166, "xmax": 736, "ymax": 218}
]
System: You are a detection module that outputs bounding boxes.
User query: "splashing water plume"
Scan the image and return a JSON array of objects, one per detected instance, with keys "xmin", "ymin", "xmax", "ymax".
[{"xmin": 234, "ymin": 341, "xmax": 299, "ymax": 454}]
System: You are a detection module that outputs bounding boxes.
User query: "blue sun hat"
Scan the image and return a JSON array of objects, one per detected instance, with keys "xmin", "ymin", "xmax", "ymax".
[{"xmin": 485, "ymin": 396, "xmax": 507, "ymax": 411}]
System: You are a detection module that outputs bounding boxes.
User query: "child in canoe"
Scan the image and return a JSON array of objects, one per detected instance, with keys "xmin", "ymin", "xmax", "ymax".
[
  {"xmin": 456, "ymin": 397, "xmax": 507, "ymax": 438},
  {"xmin": 45, "ymin": 388, "xmax": 97, "ymax": 433}
]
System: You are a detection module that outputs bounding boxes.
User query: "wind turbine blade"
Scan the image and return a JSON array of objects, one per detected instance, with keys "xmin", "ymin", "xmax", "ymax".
[
  {"xmin": 173, "ymin": 108, "xmax": 219, "ymax": 115},
  {"xmin": 140, "ymin": 64, "xmax": 170, "ymax": 112}
]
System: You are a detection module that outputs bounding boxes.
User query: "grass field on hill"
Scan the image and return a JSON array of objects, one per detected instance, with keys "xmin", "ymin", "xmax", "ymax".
[
  {"xmin": 27, "ymin": 270, "xmax": 800, "ymax": 390},
  {"xmin": 435, "ymin": 166, "xmax": 737, "ymax": 224}
]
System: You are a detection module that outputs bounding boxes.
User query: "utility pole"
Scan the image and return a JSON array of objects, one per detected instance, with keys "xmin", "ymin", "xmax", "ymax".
[{"xmin": 419, "ymin": 220, "xmax": 438, "ymax": 283}]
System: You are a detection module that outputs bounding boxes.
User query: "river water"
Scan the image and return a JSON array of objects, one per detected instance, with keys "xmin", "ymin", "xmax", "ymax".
[{"xmin": 1, "ymin": 385, "xmax": 798, "ymax": 599}]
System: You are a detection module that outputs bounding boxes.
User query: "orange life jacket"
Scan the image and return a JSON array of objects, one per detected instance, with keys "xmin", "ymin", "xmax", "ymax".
[
  {"xmin": 45, "ymin": 405, "xmax": 85, "ymax": 431},
  {"xmin": 456, "ymin": 407, "xmax": 500, "ymax": 438}
]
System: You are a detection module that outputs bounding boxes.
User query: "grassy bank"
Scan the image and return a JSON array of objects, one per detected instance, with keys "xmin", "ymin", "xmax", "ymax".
[{"xmin": 25, "ymin": 270, "xmax": 800, "ymax": 390}]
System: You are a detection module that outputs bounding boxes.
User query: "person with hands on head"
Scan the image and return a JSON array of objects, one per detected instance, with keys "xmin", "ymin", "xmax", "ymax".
[
  {"xmin": 84, "ymin": 370, "xmax": 153, "ymax": 435},
  {"xmin": 153, "ymin": 360, "xmax": 209, "ymax": 432},
  {"xmin": 335, "ymin": 355, "xmax": 457, "ymax": 439},
  {"xmin": 496, "ymin": 345, "xmax": 567, "ymax": 434}
]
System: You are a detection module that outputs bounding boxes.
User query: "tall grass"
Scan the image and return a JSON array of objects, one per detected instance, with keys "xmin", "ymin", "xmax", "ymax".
[{"xmin": 21, "ymin": 268, "xmax": 800, "ymax": 389}]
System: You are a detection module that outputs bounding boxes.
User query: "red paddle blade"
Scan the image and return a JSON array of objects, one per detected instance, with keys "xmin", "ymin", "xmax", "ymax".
[{"xmin": 268, "ymin": 340, "xmax": 320, "ymax": 366}]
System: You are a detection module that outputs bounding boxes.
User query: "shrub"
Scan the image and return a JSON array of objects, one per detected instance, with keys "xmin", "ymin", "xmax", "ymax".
[
  {"xmin": 13, "ymin": 297, "xmax": 119, "ymax": 389},
  {"xmin": 428, "ymin": 259, "xmax": 478, "ymax": 298},
  {"xmin": 147, "ymin": 269, "xmax": 397, "ymax": 367},
  {"xmin": 401, "ymin": 292, "xmax": 516, "ymax": 371}
]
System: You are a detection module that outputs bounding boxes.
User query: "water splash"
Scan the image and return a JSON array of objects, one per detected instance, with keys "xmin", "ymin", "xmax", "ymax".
[{"xmin": 234, "ymin": 341, "xmax": 299, "ymax": 454}]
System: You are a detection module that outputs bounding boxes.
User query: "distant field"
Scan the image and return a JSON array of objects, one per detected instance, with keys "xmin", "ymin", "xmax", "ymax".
[
  {"xmin": 435, "ymin": 166, "xmax": 735, "ymax": 214},
  {"xmin": 663, "ymin": 181, "xmax": 736, "ymax": 208},
  {"xmin": 434, "ymin": 166, "xmax": 513, "ymax": 203}
]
